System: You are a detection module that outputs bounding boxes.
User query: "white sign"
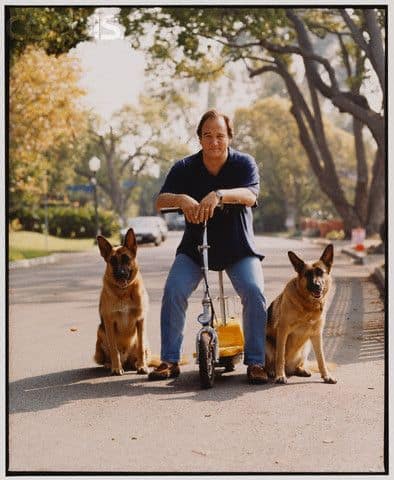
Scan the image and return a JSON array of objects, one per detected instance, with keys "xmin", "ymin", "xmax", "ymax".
[{"xmin": 351, "ymin": 228, "xmax": 366, "ymax": 245}]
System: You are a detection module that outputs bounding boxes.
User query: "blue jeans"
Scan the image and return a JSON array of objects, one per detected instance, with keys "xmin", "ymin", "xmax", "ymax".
[{"xmin": 160, "ymin": 253, "xmax": 267, "ymax": 365}]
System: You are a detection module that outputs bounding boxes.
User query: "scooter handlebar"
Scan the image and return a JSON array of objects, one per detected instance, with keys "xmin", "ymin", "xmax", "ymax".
[
  {"xmin": 160, "ymin": 204, "xmax": 237, "ymax": 215},
  {"xmin": 160, "ymin": 207, "xmax": 183, "ymax": 214}
]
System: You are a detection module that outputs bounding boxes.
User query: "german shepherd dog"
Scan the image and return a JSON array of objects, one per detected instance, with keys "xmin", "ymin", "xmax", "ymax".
[
  {"xmin": 94, "ymin": 229, "xmax": 149, "ymax": 375},
  {"xmin": 265, "ymin": 244, "xmax": 337, "ymax": 384}
]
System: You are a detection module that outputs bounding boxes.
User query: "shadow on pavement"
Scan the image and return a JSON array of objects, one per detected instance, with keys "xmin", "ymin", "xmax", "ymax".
[{"xmin": 9, "ymin": 367, "xmax": 323, "ymax": 415}]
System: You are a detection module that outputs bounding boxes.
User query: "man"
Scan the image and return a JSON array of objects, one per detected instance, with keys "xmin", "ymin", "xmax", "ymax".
[{"xmin": 148, "ymin": 109, "xmax": 268, "ymax": 384}]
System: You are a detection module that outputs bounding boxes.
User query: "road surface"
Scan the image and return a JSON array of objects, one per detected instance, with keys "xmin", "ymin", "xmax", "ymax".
[{"xmin": 8, "ymin": 232, "xmax": 385, "ymax": 473}]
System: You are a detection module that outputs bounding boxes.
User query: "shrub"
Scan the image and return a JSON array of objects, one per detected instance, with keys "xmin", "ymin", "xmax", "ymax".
[
  {"xmin": 325, "ymin": 229, "xmax": 345, "ymax": 240},
  {"xmin": 11, "ymin": 205, "xmax": 119, "ymax": 238},
  {"xmin": 301, "ymin": 217, "xmax": 344, "ymax": 238}
]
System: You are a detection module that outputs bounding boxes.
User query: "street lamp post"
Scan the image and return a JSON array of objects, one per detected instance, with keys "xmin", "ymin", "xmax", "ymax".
[{"xmin": 89, "ymin": 156, "xmax": 101, "ymax": 243}]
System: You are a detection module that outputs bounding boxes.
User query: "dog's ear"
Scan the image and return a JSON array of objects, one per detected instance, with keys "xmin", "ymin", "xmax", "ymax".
[
  {"xmin": 97, "ymin": 235, "xmax": 112, "ymax": 261},
  {"xmin": 123, "ymin": 228, "xmax": 137, "ymax": 257},
  {"xmin": 288, "ymin": 251, "xmax": 305, "ymax": 274},
  {"xmin": 320, "ymin": 244, "xmax": 334, "ymax": 272}
]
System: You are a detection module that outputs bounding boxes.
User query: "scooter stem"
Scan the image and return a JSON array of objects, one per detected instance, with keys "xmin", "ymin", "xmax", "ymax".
[{"xmin": 201, "ymin": 220, "xmax": 209, "ymax": 276}]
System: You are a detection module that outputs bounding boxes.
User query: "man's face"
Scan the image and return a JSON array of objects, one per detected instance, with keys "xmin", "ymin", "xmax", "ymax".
[{"xmin": 199, "ymin": 116, "xmax": 230, "ymax": 160}]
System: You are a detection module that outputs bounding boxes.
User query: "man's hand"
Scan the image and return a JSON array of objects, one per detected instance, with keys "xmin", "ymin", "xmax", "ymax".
[
  {"xmin": 179, "ymin": 195, "xmax": 200, "ymax": 224},
  {"xmin": 197, "ymin": 191, "xmax": 220, "ymax": 223}
]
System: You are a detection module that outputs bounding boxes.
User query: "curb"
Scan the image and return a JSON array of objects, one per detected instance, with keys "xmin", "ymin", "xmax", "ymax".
[
  {"xmin": 372, "ymin": 266, "xmax": 385, "ymax": 295},
  {"xmin": 341, "ymin": 247, "xmax": 365, "ymax": 264},
  {"xmin": 9, "ymin": 248, "xmax": 98, "ymax": 270},
  {"xmin": 9, "ymin": 254, "xmax": 60, "ymax": 270},
  {"xmin": 341, "ymin": 247, "xmax": 385, "ymax": 268}
]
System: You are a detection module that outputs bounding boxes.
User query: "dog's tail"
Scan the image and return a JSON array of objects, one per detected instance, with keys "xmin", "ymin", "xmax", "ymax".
[{"xmin": 307, "ymin": 361, "xmax": 337, "ymax": 373}]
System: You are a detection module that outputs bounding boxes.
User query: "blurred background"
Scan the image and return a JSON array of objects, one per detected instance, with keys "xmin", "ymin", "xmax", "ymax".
[{"xmin": 7, "ymin": 6, "xmax": 386, "ymax": 260}]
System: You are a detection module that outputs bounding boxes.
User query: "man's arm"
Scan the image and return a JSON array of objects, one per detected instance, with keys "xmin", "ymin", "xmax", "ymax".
[
  {"xmin": 216, "ymin": 187, "xmax": 257, "ymax": 207},
  {"xmin": 156, "ymin": 188, "xmax": 257, "ymax": 224},
  {"xmin": 195, "ymin": 188, "xmax": 257, "ymax": 223},
  {"xmin": 156, "ymin": 193, "xmax": 200, "ymax": 224}
]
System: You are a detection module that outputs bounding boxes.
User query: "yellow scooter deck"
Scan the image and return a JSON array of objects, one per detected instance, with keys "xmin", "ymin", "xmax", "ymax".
[
  {"xmin": 193, "ymin": 318, "xmax": 244, "ymax": 359},
  {"xmin": 216, "ymin": 318, "xmax": 244, "ymax": 358}
]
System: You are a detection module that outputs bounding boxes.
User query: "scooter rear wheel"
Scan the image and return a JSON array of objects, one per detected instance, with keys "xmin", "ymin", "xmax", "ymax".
[{"xmin": 198, "ymin": 332, "xmax": 215, "ymax": 389}]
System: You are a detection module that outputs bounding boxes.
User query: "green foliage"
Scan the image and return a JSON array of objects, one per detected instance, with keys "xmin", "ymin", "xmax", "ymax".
[
  {"xmin": 119, "ymin": 7, "xmax": 290, "ymax": 81},
  {"xmin": 325, "ymin": 229, "xmax": 345, "ymax": 240},
  {"xmin": 8, "ymin": 7, "xmax": 94, "ymax": 59},
  {"xmin": 9, "ymin": 46, "xmax": 89, "ymax": 214},
  {"xmin": 12, "ymin": 206, "xmax": 118, "ymax": 239},
  {"xmin": 255, "ymin": 196, "xmax": 287, "ymax": 233}
]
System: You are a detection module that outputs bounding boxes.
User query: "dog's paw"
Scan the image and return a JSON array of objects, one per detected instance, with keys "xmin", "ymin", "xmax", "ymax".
[
  {"xmin": 111, "ymin": 366, "xmax": 124, "ymax": 376},
  {"xmin": 323, "ymin": 375, "xmax": 337, "ymax": 384},
  {"xmin": 275, "ymin": 375, "xmax": 288, "ymax": 384},
  {"xmin": 136, "ymin": 366, "xmax": 148, "ymax": 375}
]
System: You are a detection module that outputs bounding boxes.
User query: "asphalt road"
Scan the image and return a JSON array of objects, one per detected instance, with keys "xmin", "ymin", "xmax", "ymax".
[{"xmin": 8, "ymin": 232, "xmax": 385, "ymax": 474}]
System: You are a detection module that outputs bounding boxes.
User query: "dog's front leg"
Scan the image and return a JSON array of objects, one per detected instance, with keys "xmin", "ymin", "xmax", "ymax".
[
  {"xmin": 310, "ymin": 333, "xmax": 337, "ymax": 384},
  {"xmin": 135, "ymin": 318, "xmax": 148, "ymax": 374},
  {"xmin": 104, "ymin": 318, "xmax": 123, "ymax": 375},
  {"xmin": 275, "ymin": 327, "xmax": 289, "ymax": 384}
]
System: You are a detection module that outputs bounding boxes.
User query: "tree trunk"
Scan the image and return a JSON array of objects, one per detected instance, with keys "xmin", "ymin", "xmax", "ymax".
[
  {"xmin": 279, "ymin": 62, "xmax": 360, "ymax": 237},
  {"xmin": 353, "ymin": 119, "xmax": 369, "ymax": 224},
  {"xmin": 366, "ymin": 146, "xmax": 385, "ymax": 235}
]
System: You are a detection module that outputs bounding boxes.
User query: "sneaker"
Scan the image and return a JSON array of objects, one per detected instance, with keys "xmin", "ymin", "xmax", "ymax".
[
  {"xmin": 148, "ymin": 362, "xmax": 180, "ymax": 381},
  {"xmin": 247, "ymin": 364, "xmax": 268, "ymax": 384}
]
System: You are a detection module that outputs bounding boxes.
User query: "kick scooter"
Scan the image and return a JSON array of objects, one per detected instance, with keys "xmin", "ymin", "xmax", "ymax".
[{"xmin": 161, "ymin": 207, "xmax": 244, "ymax": 389}]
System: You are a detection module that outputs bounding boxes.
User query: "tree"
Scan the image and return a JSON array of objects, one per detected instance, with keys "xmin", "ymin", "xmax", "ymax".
[
  {"xmin": 75, "ymin": 97, "xmax": 190, "ymax": 224},
  {"xmin": 233, "ymin": 96, "xmax": 360, "ymax": 231},
  {"xmin": 7, "ymin": 6, "xmax": 94, "ymax": 60},
  {"xmin": 9, "ymin": 46, "xmax": 89, "ymax": 214},
  {"xmin": 119, "ymin": 7, "xmax": 385, "ymax": 235}
]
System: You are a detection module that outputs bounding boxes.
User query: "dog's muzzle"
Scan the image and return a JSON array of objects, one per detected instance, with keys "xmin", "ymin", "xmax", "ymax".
[
  {"xmin": 310, "ymin": 284, "xmax": 323, "ymax": 298},
  {"xmin": 114, "ymin": 267, "xmax": 131, "ymax": 282}
]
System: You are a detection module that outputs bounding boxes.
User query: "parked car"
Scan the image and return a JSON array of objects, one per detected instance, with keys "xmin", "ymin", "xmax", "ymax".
[
  {"xmin": 164, "ymin": 212, "xmax": 185, "ymax": 231},
  {"xmin": 155, "ymin": 216, "xmax": 168, "ymax": 241},
  {"xmin": 120, "ymin": 216, "xmax": 166, "ymax": 246}
]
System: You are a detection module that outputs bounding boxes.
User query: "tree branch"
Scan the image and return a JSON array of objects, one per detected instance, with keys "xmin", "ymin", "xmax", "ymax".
[
  {"xmin": 363, "ymin": 9, "xmax": 385, "ymax": 94},
  {"xmin": 340, "ymin": 9, "xmax": 370, "ymax": 53},
  {"xmin": 285, "ymin": 9, "xmax": 383, "ymax": 144},
  {"xmin": 259, "ymin": 37, "xmax": 340, "ymax": 91},
  {"xmin": 120, "ymin": 136, "xmax": 153, "ymax": 174}
]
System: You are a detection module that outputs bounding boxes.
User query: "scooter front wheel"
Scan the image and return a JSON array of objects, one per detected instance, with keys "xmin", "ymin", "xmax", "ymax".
[{"xmin": 198, "ymin": 332, "xmax": 215, "ymax": 389}]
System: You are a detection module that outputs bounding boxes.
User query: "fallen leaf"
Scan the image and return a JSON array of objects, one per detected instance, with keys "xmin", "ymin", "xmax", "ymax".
[
  {"xmin": 204, "ymin": 414, "xmax": 211, "ymax": 417},
  {"xmin": 192, "ymin": 450, "xmax": 207, "ymax": 456},
  {"xmin": 70, "ymin": 327, "xmax": 78, "ymax": 332},
  {"xmin": 368, "ymin": 387, "xmax": 375, "ymax": 390},
  {"xmin": 323, "ymin": 440, "xmax": 334, "ymax": 444},
  {"xmin": 131, "ymin": 436, "xmax": 137, "ymax": 440}
]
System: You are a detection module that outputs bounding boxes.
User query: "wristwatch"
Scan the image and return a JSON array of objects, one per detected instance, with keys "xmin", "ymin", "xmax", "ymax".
[{"xmin": 215, "ymin": 190, "xmax": 224, "ymax": 207}]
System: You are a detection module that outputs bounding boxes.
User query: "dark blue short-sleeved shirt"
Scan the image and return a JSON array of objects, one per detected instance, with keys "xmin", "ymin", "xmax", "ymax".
[{"xmin": 159, "ymin": 147, "xmax": 264, "ymax": 270}]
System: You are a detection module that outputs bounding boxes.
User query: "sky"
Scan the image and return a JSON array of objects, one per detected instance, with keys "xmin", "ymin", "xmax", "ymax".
[{"xmin": 71, "ymin": 8, "xmax": 146, "ymax": 126}]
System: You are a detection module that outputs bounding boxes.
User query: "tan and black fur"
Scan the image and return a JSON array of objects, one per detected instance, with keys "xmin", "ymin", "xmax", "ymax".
[
  {"xmin": 94, "ymin": 228, "xmax": 150, "ymax": 375},
  {"xmin": 265, "ymin": 244, "xmax": 337, "ymax": 384}
]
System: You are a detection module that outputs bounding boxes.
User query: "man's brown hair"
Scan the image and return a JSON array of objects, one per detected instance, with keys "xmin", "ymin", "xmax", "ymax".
[{"xmin": 196, "ymin": 109, "xmax": 234, "ymax": 139}]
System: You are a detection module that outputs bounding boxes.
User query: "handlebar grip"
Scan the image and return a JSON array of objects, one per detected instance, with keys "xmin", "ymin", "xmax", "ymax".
[
  {"xmin": 160, "ymin": 203, "xmax": 241, "ymax": 216},
  {"xmin": 160, "ymin": 208, "xmax": 183, "ymax": 214}
]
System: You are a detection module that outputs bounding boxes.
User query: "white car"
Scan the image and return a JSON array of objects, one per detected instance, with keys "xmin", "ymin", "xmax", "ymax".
[{"xmin": 121, "ymin": 216, "xmax": 167, "ymax": 246}]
